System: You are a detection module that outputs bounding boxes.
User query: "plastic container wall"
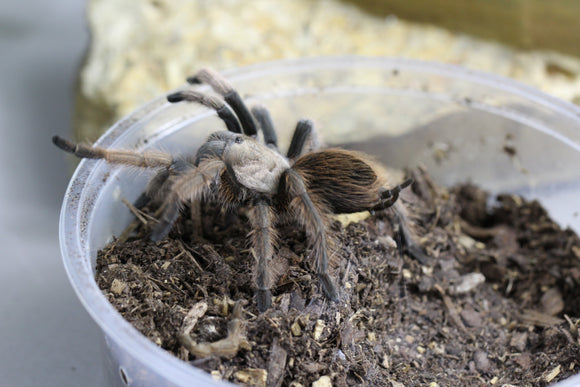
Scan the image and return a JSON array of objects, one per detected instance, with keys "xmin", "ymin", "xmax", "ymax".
[{"xmin": 59, "ymin": 57, "xmax": 580, "ymax": 386}]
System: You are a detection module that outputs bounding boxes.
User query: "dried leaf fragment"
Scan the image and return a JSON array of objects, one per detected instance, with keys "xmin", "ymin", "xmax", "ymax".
[{"xmin": 179, "ymin": 301, "xmax": 250, "ymax": 358}]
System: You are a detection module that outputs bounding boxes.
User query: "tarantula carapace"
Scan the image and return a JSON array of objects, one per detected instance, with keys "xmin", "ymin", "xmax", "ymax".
[{"xmin": 53, "ymin": 68, "xmax": 427, "ymax": 311}]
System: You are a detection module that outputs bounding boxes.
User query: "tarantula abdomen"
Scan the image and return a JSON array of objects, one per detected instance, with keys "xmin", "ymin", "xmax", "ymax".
[{"xmin": 290, "ymin": 149, "xmax": 406, "ymax": 214}]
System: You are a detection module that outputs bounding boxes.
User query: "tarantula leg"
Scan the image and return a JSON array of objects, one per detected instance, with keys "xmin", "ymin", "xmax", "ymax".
[
  {"xmin": 371, "ymin": 178, "xmax": 414, "ymax": 212},
  {"xmin": 187, "ymin": 68, "xmax": 258, "ymax": 137},
  {"xmin": 286, "ymin": 119, "xmax": 315, "ymax": 160},
  {"xmin": 283, "ymin": 169, "xmax": 339, "ymax": 302},
  {"xmin": 250, "ymin": 105, "xmax": 278, "ymax": 151},
  {"xmin": 150, "ymin": 199, "xmax": 181, "ymax": 242},
  {"xmin": 150, "ymin": 158, "xmax": 226, "ymax": 242},
  {"xmin": 248, "ymin": 198, "xmax": 276, "ymax": 312},
  {"xmin": 390, "ymin": 204, "xmax": 430, "ymax": 265},
  {"xmin": 134, "ymin": 159, "xmax": 194, "ymax": 209},
  {"xmin": 167, "ymin": 90, "xmax": 242, "ymax": 134},
  {"xmin": 369, "ymin": 179, "xmax": 429, "ymax": 264},
  {"xmin": 52, "ymin": 136, "xmax": 174, "ymax": 168},
  {"xmin": 133, "ymin": 169, "xmax": 171, "ymax": 209}
]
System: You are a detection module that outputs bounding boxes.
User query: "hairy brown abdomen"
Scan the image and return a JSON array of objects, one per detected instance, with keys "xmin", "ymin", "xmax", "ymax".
[{"xmin": 292, "ymin": 149, "xmax": 383, "ymax": 214}]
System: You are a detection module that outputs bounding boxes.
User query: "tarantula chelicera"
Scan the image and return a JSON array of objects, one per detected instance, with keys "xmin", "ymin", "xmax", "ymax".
[{"xmin": 53, "ymin": 68, "xmax": 427, "ymax": 311}]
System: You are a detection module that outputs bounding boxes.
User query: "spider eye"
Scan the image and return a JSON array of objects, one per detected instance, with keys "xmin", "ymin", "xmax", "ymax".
[{"xmin": 234, "ymin": 136, "xmax": 244, "ymax": 144}]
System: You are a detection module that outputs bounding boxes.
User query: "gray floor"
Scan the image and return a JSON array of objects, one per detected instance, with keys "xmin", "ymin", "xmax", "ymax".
[{"xmin": 0, "ymin": 1, "xmax": 105, "ymax": 385}]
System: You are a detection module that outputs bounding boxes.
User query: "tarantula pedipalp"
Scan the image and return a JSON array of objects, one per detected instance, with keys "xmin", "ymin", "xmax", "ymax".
[{"xmin": 53, "ymin": 68, "xmax": 427, "ymax": 312}]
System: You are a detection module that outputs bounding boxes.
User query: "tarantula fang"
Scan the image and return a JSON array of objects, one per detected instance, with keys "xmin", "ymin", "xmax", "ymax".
[{"xmin": 53, "ymin": 68, "xmax": 427, "ymax": 312}]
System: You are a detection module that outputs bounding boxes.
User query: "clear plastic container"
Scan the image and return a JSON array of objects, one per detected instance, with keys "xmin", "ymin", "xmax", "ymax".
[{"xmin": 59, "ymin": 57, "xmax": 580, "ymax": 386}]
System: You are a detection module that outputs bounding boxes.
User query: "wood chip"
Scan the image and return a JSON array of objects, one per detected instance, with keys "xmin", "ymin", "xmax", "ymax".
[
  {"xmin": 540, "ymin": 287, "xmax": 564, "ymax": 316},
  {"xmin": 449, "ymin": 272, "xmax": 485, "ymax": 295},
  {"xmin": 291, "ymin": 320, "xmax": 302, "ymax": 336},
  {"xmin": 234, "ymin": 368, "xmax": 267, "ymax": 387},
  {"xmin": 514, "ymin": 353, "xmax": 532, "ymax": 368},
  {"xmin": 381, "ymin": 354, "xmax": 390, "ymax": 369},
  {"xmin": 509, "ymin": 331, "xmax": 528, "ymax": 352},
  {"xmin": 110, "ymin": 278, "xmax": 126, "ymax": 295},
  {"xmin": 312, "ymin": 375, "xmax": 332, "ymax": 387},
  {"xmin": 543, "ymin": 364, "xmax": 561, "ymax": 383},
  {"xmin": 474, "ymin": 349, "xmax": 491, "ymax": 373},
  {"xmin": 313, "ymin": 320, "xmax": 325, "ymax": 341},
  {"xmin": 460, "ymin": 308, "xmax": 482, "ymax": 328}
]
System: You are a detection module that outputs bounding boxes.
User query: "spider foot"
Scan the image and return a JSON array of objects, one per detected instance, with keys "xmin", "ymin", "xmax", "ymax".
[
  {"xmin": 150, "ymin": 216, "xmax": 175, "ymax": 242},
  {"xmin": 52, "ymin": 135, "xmax": 75, "ymax": 153},
  {"xmin": 406, "ymin": 242, "xmax": 430, "ymax": 265},
  {"xmin": 381, "ymin": 178, "xmax": 414, "ymax": 200},
  {"xmin": 256, "ymin": 288, "xmax": 272, "ymax": 312},
  {"xmin": 319, "ymin": 273, "xmax": 339, "ymax": 302}
]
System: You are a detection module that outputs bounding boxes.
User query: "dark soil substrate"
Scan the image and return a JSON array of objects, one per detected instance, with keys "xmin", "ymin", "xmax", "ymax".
[{"xmin": 96, "ymin": 168, "xmax": 580, "ymax": 386}]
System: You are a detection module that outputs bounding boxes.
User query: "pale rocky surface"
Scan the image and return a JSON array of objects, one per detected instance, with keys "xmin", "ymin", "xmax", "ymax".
[{"xmin": 76, "ymin": 0, "xmax": 580, "ymax": 140}]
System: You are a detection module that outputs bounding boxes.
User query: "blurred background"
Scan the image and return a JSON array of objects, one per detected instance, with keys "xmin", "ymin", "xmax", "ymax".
[
  {"xmin": 2, "ymin": 0, "xmax": 580, "ymax": 385},
  {"xmin": 0, "ymin": 1, "xmax": 102, "ymax": 386}
]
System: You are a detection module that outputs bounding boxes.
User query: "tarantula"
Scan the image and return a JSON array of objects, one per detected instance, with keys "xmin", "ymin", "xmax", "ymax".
[{"xmin": 53, "ymin": 68, "xmax": 427, "ymax": 311}]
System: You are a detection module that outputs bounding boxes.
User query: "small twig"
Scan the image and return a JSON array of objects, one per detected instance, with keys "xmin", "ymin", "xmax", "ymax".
[
  {"xmin": 146, "ymin": 274, "xmax": 186, "ymax": 295},
  {"xmin": 117, "ymin": 201, "xmax": 165, "ymax": 243},
  {"xmin": 117, "ymin": 220, "xmax": 140, "ymax": 244},
  {"xmin": 177, "ymin": 240, "xmax": 204, "ymax": 272},
  {"xmin": 427, "ymin": 203, "xmax": 441, "ymax": 232},
  {"xmin": 564, "ymin": 314, "xmax": 579, "ymax": 339},
  {"xmin": 459, "ymin": 219, "xmax": 500, "ymax": 240},
  {"xmin": 170, "ymin": 250, "xmax": 186, "ymax": 261},
  {"xmin": 122, "ymin": 198, "xmax": 149, "ymax": 225},
  {"xmin": 434, "ymin": 284, "xmax": 468, "ymax": 334}
]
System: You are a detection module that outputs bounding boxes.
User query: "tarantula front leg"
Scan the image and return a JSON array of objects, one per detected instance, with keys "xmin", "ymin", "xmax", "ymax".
[
  {"xmin": 132, "ymin": 159, "xmax": 195, "ymax": 210},
  {"xmin": 282, "ymin": 169, "xmax": 339, "ymax": 302},
  {"xmin": 150, "ymin": 158, "xmax": 226, "ymax": 241},
  {"xmin": 53, "ymin": 135, "xmax": 185, "ymax": 211},
  {"xmin": 52, "ymin": 136, "xmax": 174, "ymax": 168},
  {"xmin": 187, "ymin": 68, "xmax": 258, "ymax": 137},
  {"xmin": 133, "ymin": 169, "xmax": 171, "ymax": 209},
  {"xmin": 247, "ymin": 197, "xmax": 277, "ymax": 312}
]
